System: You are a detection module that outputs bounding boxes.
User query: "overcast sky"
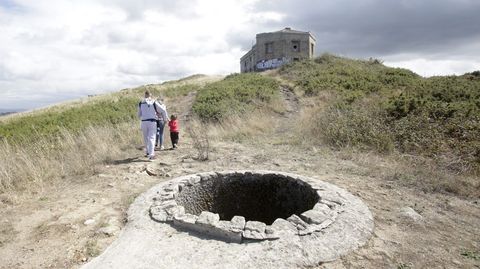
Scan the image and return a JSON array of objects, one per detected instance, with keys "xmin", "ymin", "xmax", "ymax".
[{"xmin": 1, "ymin": 0, "xmax": 479, "ymax": 110}]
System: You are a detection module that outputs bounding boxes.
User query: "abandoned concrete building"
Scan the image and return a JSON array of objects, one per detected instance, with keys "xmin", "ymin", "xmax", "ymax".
[{"xmin": 240, "ymin": 28, "xmax": 316, "ymax": 73}]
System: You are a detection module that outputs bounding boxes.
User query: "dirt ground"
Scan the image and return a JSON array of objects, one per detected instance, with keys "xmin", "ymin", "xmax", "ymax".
[{"xmin": 1, "ymin": 87, "xmax": 479, "ymax": 269}]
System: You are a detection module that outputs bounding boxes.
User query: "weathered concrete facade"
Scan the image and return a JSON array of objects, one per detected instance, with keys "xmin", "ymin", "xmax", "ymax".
[{"xmin": 240, "ymin": 28, "xmax": 316, "ymax": 72}]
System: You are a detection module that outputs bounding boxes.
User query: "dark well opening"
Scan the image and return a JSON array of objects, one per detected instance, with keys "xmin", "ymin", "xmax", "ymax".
[{"xmin": 175, "ymin": 173, "xmax": 320, "ymax": 225}]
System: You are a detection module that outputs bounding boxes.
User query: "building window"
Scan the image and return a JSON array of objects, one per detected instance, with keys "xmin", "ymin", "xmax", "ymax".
[
  {"xmin": 311, "ymin": 44, "xmax": 314, "ymax": 55},
  {"xmin": 292, "ymin": 41, "xmax": 300, "ymax": 52},
  {"xmin": 265, "ymin": 42, "xmax": 273, "ymax": 54}
]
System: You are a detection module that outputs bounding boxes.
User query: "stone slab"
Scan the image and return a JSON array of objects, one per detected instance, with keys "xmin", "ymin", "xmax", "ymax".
[
  {"xmin": 196, "ymin": 211, "xmax": 220, "ymax": 227},
  {"xmin": 150, "ymin": 206, "xmax": 169, "ymax": 222},
  {"xmin": 298, "ymin": 218, "xmax": 335, "ymax": 236},
  {"xmin": 230, "ymin": 216, "xmax": 246, "ymax": 232},
  {"xmin": 165, "ymin": 206, "xmax": 185, "ymax": 221},
  {"xmin": 287, "ymin": 214, "xmax": 308, "ymax": 231},
  {"xmin": 215, "ymin": 221, "xmax": 243, "ymax": 243},
  {"xmin": 300, "ymin": 209, "xmax": 331, "ymax": 224},
  {"xmin": 173, "ymin": 213, "xmax": 198, "ymax": 230},
  {"xmin": 243, "ymin": 221, "xmax": 267, "ymax": 240}
]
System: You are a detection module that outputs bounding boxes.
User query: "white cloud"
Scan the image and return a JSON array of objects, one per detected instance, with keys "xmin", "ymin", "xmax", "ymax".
[
  {"xmin": 384, "ymin": 58, "xmax": 480, "ymax": 77},
  {"xmin": 0, "ymin": 0, "xmax": 479, "ymax": 110},
  {"xmin": 0, "ymin": 0, "xmax": 275, "ymax": 110}
]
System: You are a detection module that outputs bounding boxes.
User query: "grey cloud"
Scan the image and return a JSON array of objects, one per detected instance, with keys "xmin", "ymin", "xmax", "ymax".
[
  {"xmin": 251, "ymin": 0, "xmax": 480, "ymax": 59},
  {"xmin": 226, "ymin": 29, "xmax": 258, "ymax": 51},
  {"xmin": 0, "ymin": 85, "xmax": 83, "ymax": 110},
  {"xmin": 2, "ymin": 0, "xmax": 479, "ymax": 111}
]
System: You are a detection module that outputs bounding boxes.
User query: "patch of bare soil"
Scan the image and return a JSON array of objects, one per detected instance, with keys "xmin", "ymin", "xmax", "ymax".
[{"xmin": 1, "ymin": 88, "xmax": 479, "ymax": 269}]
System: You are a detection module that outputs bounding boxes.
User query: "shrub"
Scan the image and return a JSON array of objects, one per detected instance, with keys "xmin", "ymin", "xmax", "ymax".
[
  {"xmin": 312, "ymin": 105, "xmax": 394, "ymax": 153},
  {"xmin": 283, "ymin": 54, "xmax": 480, "ymax": 173},
  {"xmin": 280, "ymin": 53, "xmax": 420, "ymax": 97},
  {"xmin": 390, "ymin": 113, "xmax": 445, "ymax": 154},
  {"xmin": 192, "ymin": 73, "xmax": 279, "ymax": 121}
]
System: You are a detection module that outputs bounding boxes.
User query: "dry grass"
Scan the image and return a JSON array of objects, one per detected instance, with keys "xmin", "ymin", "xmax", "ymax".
[
  {"xmin": 293, "ymin": 98, "xmax": 480, "ymax": 198},
  {"xmin": 186, "ymin": 119, "xmax": 211, "ymax": 161},
  {"xmin": 0, "ymin": 122, "xmax": 140, "ymax": 194},
  {"xmin": 204, "ymin": 110, "xmax": 277, "ymax": 142},
  {"xmin": 0, "ymin": 74, "xmax": 224, "ymax": 196},
  {"xmin": 181, "ymin": 110, "xmax": 278, "ymax": 161},
  {"xmin": 303, "ymin": 133, "xmax": 480, "ymax": 198}
]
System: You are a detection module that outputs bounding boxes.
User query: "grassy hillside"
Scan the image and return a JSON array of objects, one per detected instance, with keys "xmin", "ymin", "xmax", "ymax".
[
  {"xmin": 0, "ymin": 74, "xmax": 220, "ymax": 144},
  {"xmin": 0, "ymin": 95, "xmax": 138, "ymax": 144},
  {"xmin": 280, "ymin": 54, "xmax": 480, "ymax": 175},
  {"xmin": 0, "ymin": 57, "xmax": 478, "ymax": 196},
  {"xmin": 0, "ymin": 75, "xmax": 219, "ymax": 192}
]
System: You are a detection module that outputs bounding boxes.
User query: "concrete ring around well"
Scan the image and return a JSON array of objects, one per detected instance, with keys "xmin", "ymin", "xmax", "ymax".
[{"xmin": 83, "ymin": 170, "xmax": 374, "ymax": 269}]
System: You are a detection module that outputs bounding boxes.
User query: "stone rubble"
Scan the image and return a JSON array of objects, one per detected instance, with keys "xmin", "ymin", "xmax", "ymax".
[{"xmin": 398, "ymin": 206, "xmax": 424, "ymax": 222}]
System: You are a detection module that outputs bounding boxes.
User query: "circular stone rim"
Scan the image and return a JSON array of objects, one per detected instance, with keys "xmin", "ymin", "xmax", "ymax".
[
  {"xmin": 149, "ymin": 171, "xmax": 349, "ymax": 243},
  {"xmin": 87, "ymin": 170, "xmax": 374, "ymax": 268},
  {"xmin": 143, "ymin": 170, "xmax": 374, "ymax": 260}
]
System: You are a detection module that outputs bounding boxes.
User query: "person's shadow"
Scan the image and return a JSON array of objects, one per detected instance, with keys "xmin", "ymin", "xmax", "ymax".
[{"xmin": 107, "ymin": 157, "xmax": 150, "ymax": 165}]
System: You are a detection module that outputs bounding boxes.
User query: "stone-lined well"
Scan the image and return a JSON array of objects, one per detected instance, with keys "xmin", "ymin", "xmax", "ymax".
[
  {"xmin": 176, "ymin": 172, "xmax": 319, "ymax": 224},
  {"xmin": 84, "ymin": 170, "xmax": 375, "ymax": 268},
  {"xmin": 149, "ymin": 171, "xmax": 359, "ymax": 243}
]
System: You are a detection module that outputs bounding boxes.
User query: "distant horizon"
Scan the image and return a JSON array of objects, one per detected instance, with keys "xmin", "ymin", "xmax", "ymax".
[{"xmin": 0, "ymin": 108, "xmax": 25, "ymax": 113}]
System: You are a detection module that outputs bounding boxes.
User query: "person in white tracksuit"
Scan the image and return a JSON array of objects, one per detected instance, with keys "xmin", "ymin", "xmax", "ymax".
[{"xmin": 137, "ymin": 91, "xmax": 166, "ymax": 160}]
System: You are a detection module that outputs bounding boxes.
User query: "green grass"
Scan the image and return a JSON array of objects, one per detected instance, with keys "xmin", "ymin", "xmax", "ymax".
[
  {"xmin": 192, "ymin": 73, "xmax": 280, "ymax": 121},
  {"xmin": 0, "ymin": 95, "xmax": 138, "ymax": 144},
  {"xmin": 281, "ymin": 54, "xmax": 480, "ymax": 174},
  {"xmin": 397, "ymin": 263, "xmax": 411, "ymax": 269},
  {"xmin": 280, "ymin": 53, "xmax": 420, "ymax": 98},
  {"xmin": 163, "ymin": 84, "xmax": 199, "ymax": 98},
  {"xmin": 461, "ymin": 250, "xmax": 480, "ymax": 261},
  {"xmin": 85, "ymin": 239, "xmax": 101, "ymax": 257}
]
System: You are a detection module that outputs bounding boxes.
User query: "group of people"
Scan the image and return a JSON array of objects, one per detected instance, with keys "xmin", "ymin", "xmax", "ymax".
[{"xmin": 138, "ymin": 90, "xmax": 179, "ymax": 160}]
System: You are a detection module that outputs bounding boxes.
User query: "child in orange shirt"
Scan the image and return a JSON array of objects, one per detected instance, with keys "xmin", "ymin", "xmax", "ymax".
[{"xmin": 168, "ymin": 114, "xmax": 179, "ymax": 149}]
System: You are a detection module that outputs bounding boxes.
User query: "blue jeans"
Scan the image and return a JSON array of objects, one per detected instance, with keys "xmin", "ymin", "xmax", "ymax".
[{"xmin": 156, "ymin": 120, "xmax": 165, "ymax": 147}]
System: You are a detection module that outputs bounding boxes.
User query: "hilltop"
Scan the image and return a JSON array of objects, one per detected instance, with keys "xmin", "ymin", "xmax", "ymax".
[
  {"xmin": 0, "ymin": 109, "xmax": 24, "ymax": 117},
  {"xmin": 0, "ymin": 55, "xmax": 479, "ymax": 268}
]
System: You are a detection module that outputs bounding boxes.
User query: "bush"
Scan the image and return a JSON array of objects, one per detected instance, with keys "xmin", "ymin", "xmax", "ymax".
[
  {"xmin": 283, "ymin": 54, "xmax": 480, "ymax": 173},
  {"xmin": 280, "ymin": 53, "xmax": 419, "ymax": 98},
  {"xmin": 390, "ymin": 113, "xmax": 445, "ymax": 154},
  {"xmin": 192, "ymin": 73, "xmax": 279, "ymax": 121},
  {"xmin": 311, "ymin": 105, "xmax": 394, "ymax": 153}
]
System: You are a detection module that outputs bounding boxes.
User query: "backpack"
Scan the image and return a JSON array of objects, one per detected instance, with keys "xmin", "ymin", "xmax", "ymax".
[{"xmin": 139, "ymin": 100, "xmax": 159, "ymax": 114}]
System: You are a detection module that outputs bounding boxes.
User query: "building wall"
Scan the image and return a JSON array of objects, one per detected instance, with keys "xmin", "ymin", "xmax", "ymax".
[
  {"xmin": 240, "ymin": 29, "xmax": 315, "ymax": 73},
  {"xmin": 240, "ymin": 45, "xmax": 256, "ymax": 73}
]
